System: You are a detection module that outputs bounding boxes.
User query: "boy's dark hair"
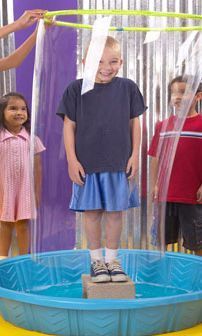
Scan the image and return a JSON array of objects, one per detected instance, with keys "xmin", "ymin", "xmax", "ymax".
[
  {"xmin": 168, "ymin": 75, "xmax": 202, "ymax": 103},
  {"xmin": 0, "ymin": 92, "xmax": 31, "ymax": 133}
]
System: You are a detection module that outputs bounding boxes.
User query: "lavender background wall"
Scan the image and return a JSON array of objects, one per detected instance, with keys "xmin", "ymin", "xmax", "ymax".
[{"xmin": 13, "ymin": 0, "xmax": 78, "ymax": 251}]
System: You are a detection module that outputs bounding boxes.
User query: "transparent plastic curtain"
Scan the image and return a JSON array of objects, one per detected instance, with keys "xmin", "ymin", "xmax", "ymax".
[
  {"xmin": 30, "ymin": 11, "xmax": 202, "ymax": 257},
  {"xmin": 30, "ymin": 17, "xmax": 77, "ymax": 254},
  {"xmin": 1, "ymin": 0, "xmax": 16, "ymax": 257},
  {"xmin": 76, "ymin": 1, "xmax": 202, "ymax": 252},
  {"xmin": 152, "ymin": 32, "xmax": 202, "ymax": 251}
]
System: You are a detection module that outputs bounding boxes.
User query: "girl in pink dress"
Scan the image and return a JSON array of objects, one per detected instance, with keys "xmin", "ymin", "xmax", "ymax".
[{"xmin": 0, "ymin": 92, "xmax": 45, "ymax": 257}]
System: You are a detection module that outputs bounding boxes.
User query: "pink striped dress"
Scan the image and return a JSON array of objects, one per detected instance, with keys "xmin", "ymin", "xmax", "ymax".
[{"xmin": 0, "ymin": 127, "xmax": 45, "ymax": 222}]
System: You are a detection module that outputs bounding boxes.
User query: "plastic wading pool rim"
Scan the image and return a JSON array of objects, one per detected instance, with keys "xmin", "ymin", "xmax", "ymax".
[
  {"xmin": 0, "ymin": 250, "xmax": 201, "ymax": 309},
  {"xmin": 0, "ymin": 249, "xmax": 201, "ymax": 336}
]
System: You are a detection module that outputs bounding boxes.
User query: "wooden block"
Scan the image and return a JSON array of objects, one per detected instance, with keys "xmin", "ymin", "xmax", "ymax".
[{"xmin": 82, "ymin": 274, "xmax": 135, "ymax": 299}]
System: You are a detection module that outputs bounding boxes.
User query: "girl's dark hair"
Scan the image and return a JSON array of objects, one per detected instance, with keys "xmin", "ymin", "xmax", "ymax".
[
  {"xmin": 168, "ymin": 75, "xmax": 202, "ymax": 103},
  {"xmin": 0, "ymin": 92, "xmax": 31, "ymax": 132}
]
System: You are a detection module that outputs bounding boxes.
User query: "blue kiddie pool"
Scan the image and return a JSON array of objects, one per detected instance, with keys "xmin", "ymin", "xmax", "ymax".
[{"xmin": 0, "ymin": 249, "xmax": 201, "ymax": 336}]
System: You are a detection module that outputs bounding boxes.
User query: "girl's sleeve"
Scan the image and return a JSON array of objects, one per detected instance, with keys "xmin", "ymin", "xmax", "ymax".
[{"xmin": 34, "ymin": 136, "xmax": 46, "ymax": 155}]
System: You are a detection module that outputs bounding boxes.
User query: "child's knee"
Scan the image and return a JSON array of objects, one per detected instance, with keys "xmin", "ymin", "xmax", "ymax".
[
  {"xmin": 84, "ymin": 210, "xmax": 103, "ymax": 223},
  {"xmin": 15, "ymin": 221, "xmax": 28, "ymax": 234},
  {"xmin": 106, "ymin": 211, "xmax": 122, "ymax": 222}
]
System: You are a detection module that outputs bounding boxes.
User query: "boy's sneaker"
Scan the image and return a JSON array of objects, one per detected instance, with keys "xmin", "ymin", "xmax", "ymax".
[
  {"xmin": 106, "ymin": 260, "xmax": 128, "ymax": 282},
  {"xmin": 91, "ymin": 260, "xmax": 111, "ymax": 283}
]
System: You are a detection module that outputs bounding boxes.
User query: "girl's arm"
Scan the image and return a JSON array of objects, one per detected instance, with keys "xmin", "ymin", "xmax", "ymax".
[
  {"xmin": 126, "ymin": 116, "xmax": 141, "ymax": 179},
  {"xmin": 63, "ymin": 116, "xmax": 85, "ymax": 186},
  {"xmin": 34, "ymin": 154, "xmax": 42, "ymax": 208},
  {"xmin": 0, "ymin": 10, "xmax": 44, "ymax": 39},
  {"xmin": 0, "ymin": 28, "xmax": 37, "ymax": 71}
]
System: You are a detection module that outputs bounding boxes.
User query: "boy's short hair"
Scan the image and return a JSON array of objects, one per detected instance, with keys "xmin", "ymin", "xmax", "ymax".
[
  {"xmin": 105, "ymin": 36, "xmax": 120, "ymax": 48},
  {"xmin": 168, "ymin": 75, "xmax": 202, "ymax": 102},
  {"xmin": 84, "ymin": 35, "xmax": 121, "ymax": 60}
]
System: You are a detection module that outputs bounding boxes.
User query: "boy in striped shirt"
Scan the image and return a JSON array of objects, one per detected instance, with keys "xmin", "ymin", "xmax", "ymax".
[{"xmin": 148, "ymin": 76, "xmax": 202, "ymax": 256}]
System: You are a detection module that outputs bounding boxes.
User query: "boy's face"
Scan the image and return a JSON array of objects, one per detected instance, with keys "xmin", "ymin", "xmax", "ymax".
[
  {"xmin": 170, "ymin": 82, "xmax": 198, "ymax": 115},
  {"xmin": 95, "ymin": 46, "xmax": 122, "ymax": 83}
]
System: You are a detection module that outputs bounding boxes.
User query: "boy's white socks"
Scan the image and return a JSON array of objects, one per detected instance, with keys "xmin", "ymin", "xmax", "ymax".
[
  {"xmin": 90, "ymin": 248, "xmax": 119, "ymax": 263},
  {"xmin": 90, "ymin": 248, "xmax": 103, "ymax": 262},
  {"xmin": 105, "ymin": 247, "xmax": 118, "ymax": 263}
]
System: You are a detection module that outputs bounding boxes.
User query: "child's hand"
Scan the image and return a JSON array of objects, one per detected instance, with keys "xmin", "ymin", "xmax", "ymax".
[
  {"xmin": 16, "ymin": 10, "xmax": 45, "ymax": 29},
  {"xmin": 126, "ymin": 155, "xmax": 139, "ymax": 179},
  {"xmin": 68, "ymin": 159, "xmax": 85, "ymax": 186},
  {"xmin": 152, "ymin": 185, "xmax": 159, "ymax": 201},
  {"xmin": 196, "ymin": 185, "xmax": 202, "ymax": 203}
]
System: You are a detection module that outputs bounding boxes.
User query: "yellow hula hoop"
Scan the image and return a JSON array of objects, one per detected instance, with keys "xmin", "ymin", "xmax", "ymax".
[{"xmin": 44, "ymin": 9, "xmax": 202, "ymax": 32}]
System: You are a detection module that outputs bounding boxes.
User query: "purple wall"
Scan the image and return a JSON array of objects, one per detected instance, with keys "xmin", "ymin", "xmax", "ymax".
[{"xmin": 13, "ymin": 1, "xmax": 78, "ymax": 251}]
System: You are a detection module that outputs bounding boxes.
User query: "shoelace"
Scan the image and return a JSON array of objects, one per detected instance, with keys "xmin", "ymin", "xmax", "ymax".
[
  {"xmin": 92, "ymin": 261, "xmax": 107, "ymax": 273},
  {"xmin": 107, "ymin": 261, "xmax": 122, "ymax": 272}
]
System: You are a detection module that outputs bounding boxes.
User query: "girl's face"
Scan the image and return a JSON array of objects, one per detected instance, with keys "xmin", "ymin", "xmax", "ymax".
[
  {"xmin": 95, "ymin": 46, "xmax": 122, "ymax": 84},
  {"xmin": 4, "ymin": 97, "xmax": 28, "ymax": 131}
]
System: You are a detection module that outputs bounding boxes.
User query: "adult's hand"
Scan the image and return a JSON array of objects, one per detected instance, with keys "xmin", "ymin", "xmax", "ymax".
[{"xmin": 15, "ymin": 9, "xmax": 45, "ymax": 29}]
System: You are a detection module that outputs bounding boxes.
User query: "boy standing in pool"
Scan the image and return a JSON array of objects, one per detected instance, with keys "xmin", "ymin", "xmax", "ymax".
[{"xmin": 58, "ymin": 36, "xmax": 146, "ymax": 281}]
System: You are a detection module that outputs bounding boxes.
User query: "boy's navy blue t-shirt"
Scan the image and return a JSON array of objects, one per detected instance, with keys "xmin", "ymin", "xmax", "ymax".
[{"xmin": 57, "ymin": 77, "xmax": 146, "ymax": 174}]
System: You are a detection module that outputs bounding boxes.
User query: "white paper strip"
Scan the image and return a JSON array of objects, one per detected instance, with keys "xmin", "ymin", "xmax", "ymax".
[
  {"xmin": 30, "ymin": 20, "xmax": 46, "ymax": 253},
  {"xmin": 81, "ymin": 16, "xmax": 112, "ymax": 95},
  {"xmin": 176, "ymin": 31, "xmax": 198, "ymax": 67},
  {"xmin": 31, "ymin": 20, "xmax": 46, "ymax": 162},
  {"xmin": 144, "ymin": 31, "xmax": 160, "ymax": 44},
  {"xmin": 143, "ymin": 16, "xmax": 166, "ymax": 44}
]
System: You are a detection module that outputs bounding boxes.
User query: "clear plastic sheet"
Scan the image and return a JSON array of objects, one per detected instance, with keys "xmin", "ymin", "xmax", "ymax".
[
  {"xmin": 30, "ymin": 19, "xmax": 77, "ymax": 254},
  {"xmin": 29, "ymin": 13, "xmax": 202, "ymax": 259},
  {"xmin": 151, "ymin": 32, "xmax": 202, "ymax": 251}
]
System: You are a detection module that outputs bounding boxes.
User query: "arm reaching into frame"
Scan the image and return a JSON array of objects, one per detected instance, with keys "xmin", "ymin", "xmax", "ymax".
[{"xmin": 0, "ymin": 9, "xmax": 45, "ymax": 71}]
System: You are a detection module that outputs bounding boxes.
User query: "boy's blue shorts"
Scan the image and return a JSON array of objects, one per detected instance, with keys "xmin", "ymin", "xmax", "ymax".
[{"xmin": 69, "ymin": 172, "xmax": 139, "ymax": 212}]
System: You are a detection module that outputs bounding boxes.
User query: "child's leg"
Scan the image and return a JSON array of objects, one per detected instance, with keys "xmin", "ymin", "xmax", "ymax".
[
  {"xmin": 195, "ymin": 249, "xmax": 202, "ymax": 256},
  {"xmin": 15, "ymin": 220, "xmax": 29, "ymax": 255},
  {"xmin": 105, "ymin": 211, "xmax": 123, "ymax": 249},
  {"xmin": 0, "ymin": 221, "xmax": 14, "ymax": 257},
  {"xmin": 105, "ymin": 211, "xmax": 123, "ymax": 261},
  {"xmin": 84, "ymin": 210, "xmax": 110, "ymax": 282},
  {"xmin": 105, "ymin": 211, "xmax": 127, "ymax": 282},
  {"xmin": 179, "ymin": 204, "xmax": 202, "ymax": 256},
  {"xmin": 84, "ymin": 210, "xmax": 103, "ymax": 252}
]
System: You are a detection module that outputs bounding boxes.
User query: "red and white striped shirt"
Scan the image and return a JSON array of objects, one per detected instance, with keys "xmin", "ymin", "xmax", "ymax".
[{"xmin": 148, "ymin": 114, "xmax": 202, "ymax": 204}]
